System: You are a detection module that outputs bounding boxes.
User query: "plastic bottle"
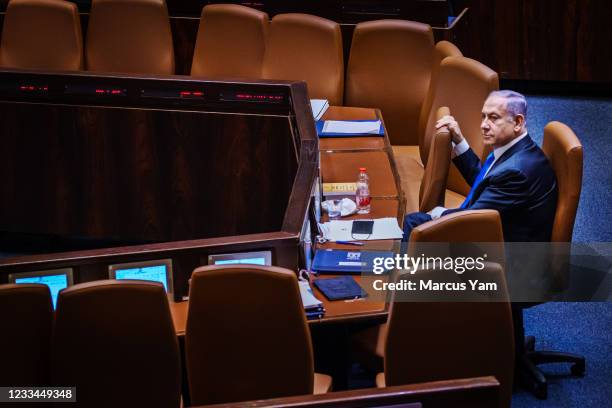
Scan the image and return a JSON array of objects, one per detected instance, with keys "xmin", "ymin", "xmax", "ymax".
[{"xmin": 356, "ymin": 167, "xmax": 371, "ymax": 214}]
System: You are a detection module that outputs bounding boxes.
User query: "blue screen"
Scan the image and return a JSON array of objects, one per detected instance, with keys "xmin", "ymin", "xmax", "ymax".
[
  {"xmin": 15, "ymin": 274, "xmax": 68, "ymax": 309},
  {"xmin": 214, "ymin": 257, "xmax": 266, "ymax": 266},
  {"xmin": 115, "ymin": 264, "xmax": 168, "ymax": 292}
]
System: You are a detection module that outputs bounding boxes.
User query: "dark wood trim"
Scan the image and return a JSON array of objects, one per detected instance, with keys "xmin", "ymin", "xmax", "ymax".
[{"xmin": 194, "ymin": 376, "xmax": 500, "ymax": 408}]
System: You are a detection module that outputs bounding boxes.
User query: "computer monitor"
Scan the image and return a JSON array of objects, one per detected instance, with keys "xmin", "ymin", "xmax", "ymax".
[
  {"xmin": 207, "ymin": 250, "xmax": 272, "ymax": 266},
  {"xmin": 8, "ymin": 268, "xmax": 74, "ymax": 309},
  {"xmin": 108, "ymin": 259, "xmax": 173, "ymax": 294}
]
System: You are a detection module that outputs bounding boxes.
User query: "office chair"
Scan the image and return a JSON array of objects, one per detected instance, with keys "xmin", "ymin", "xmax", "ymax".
[
  {"xmin": 185, "ymin": 265, "xmax": 332, "ymax": 406},
  {"xmin": 86, "ymin": 0, "xmax": 175, "ymax": 75},
  {"xmin": 51, "ymin": 280, "xmax": 181, "ymax": 408},
  {"xmin": 424, "ymin": 56, "xmax": 498, "ymax": 208},
  {"xmin": 262, "ymin": 13, "xmax": 343, "ymax": 105},
  {"xmin": 0, "ymin": 284, "xmax": 53, "ymax": 386},
  {"xmin": 191, "ymin": 4, "xmax": 268, "ymax": 79},
  {"xmin": 392, "ymin": 40, "xmax": 462, "ymax": 168},
  {"xmin": 378, "ymin": 210, "xmax": 513, "ymax": 408},
  {"xmin": 0, "ymin": 0, "xmax": 83, "ymax": 70},
  {"xmin": 517, "ymin": 121, "xmax": 585, "ymax": 399},
  {"xmin": 418, "ymin": 106, "xmax": 452, "ymax": 212},
  {"xmin": 346, "ymin": 20, "xmax": 434, "ymax": 146}
]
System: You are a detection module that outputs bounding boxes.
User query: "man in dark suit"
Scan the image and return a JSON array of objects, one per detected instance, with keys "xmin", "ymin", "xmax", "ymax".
[{"xmin": 403, "ymin": 90, "xmax": 557, "ymax": 242}]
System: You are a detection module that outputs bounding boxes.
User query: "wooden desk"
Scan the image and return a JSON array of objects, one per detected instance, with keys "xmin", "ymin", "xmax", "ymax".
[{"xmin": 169, "ymin": 106, "xmax": 404, "ymax": 335}]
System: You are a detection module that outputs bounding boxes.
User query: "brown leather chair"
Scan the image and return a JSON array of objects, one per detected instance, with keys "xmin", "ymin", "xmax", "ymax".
[
  {"xmin": 377, "ymin": 263, "xmax": 513, "ymax": 408},
  {"xmin": 377, "ymin": 210, "xmax": 513, "ymax": 408},
  {"xmin": 392, "ymin": 40, "xmax": 462, "ymax": 169},
  {"xmin": 418, "ymin": 106, "xmax": 452, "ymax": 212},
  {"xmin": 418, "ymin": 41, "xmax": 463, "ymax": 165},
  {"xmin": 185, "ymin": 265, "xmax": 332, "ymax": 406},
  {"xmin": 51, "ymin": 280, "xmax": 181, "ymax": 408},
  {"xmin": 86, "ymin": 0, "xmax": 175, "ymax": 75},
  {"xmin": 0, "ymin": 0, "xmax": 83, "ymax": 70},
  {"xmin": 262, "ymin": 13, "xmax": 343, "ymax": 105},
  {"xmin": 191, "ymin": 4, "xmax": 268, "ymax": 78},
  {"xmin": 346, "ymin": 20, "xmax": 434, "ymax": 146},
  {"xmin": 0, "ymin": 284, "xmax": 53, "ymax": 386},
  {"xmin": 425, "ymin": 57, "xmax": 498, "ymax": 207},
  {"xmin": 517, "ymin": 121, "xmax": 585, "ymax": 398}
]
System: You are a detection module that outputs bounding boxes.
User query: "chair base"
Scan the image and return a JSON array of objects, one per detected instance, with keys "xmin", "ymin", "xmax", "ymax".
[{"xmin": 517, "ymin": 336, "xmax": 585, "ymax": 399}]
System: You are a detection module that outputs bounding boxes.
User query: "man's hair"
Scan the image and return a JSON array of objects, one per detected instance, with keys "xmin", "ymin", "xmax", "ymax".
[{"xmin": 489, "ymin": 90, "xmax": 527, "ymax": 119}]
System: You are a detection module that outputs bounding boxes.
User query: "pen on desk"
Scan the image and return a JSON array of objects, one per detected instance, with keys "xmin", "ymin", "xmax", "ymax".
[{"xmin": 336, "ymin": 241, "xmax": 364, "ymax": 246}]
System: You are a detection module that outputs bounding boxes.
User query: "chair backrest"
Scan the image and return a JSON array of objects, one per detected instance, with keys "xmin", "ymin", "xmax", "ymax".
[
  {"xmin": 542, "ymin": 121, "xmax": 583, "ymax": 243},
  {"xmin": 345, "ymin": 20, "xmax": 434, "ymax": 145},
  {"xmin": 262, "ymin": 13, "xmax": 343, "ymax": 105},
  {"xmin": 51, "ymin": 280, "xmax": 181, "ymax": 408},
  {"xmin": 191, "ymin": 4, "xmax": 268, "ymax": 78},
  {"xmin": 384, "ymin": 263, "xmax": 514, "ymax": 408},
  {"xmin": 86, "ymin": 0, "xmax": 174, "ymax": 75},
  {"xmin": 419, "ymin": 106, "xmax": 451, "ymax": 212},
  {"xmin": 185, "ymin": 265, "xmax": 314, "ymax": 406},
  {"xmin": 424, "ymin": 56, "xmax": 498, "ymax": 196},
  {"xmin": 0, "ymin": 0, "xmax": 83, "ymax": 70},
  {"xmin": 418, "ymin": 41, "xmax": 463, "ymax": 165},
  {"xmin": 0, "ymin": 284, "xmax": 53, "ymax": 386}
]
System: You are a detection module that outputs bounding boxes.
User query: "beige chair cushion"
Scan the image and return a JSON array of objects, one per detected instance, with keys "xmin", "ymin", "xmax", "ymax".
[
  {"xmin": 444, "ymin": 189, "xmax": 466, "ymax": 209},
  {"xmin": 392, "ymin": 145, "xmax": 424, "ymax": 214}
]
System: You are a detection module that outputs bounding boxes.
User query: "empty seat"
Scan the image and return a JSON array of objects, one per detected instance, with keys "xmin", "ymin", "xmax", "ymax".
[
  {"xmin": 185, "ymin": 265, "xmax": 332, "ymax": 406},
  {"xmin": 0, "ymin": 0, "xmax": 83, "ymax": 70},
  {"xmin": 424, "ymin": 56, "xmax": 498, "ymax": 207},
  {"xmin": 263, "ymin": 13, "xmax": 343, "ymax": 105},
  {"xmin": 51, "ymin": 280, "xmax": 181, "ymax": 408},
  {"xmin": 346, "ymin": 20, "xmax": 434, "ymax": 145},
  {"xmin": 191, "ymin": 4, "xmax": 268, "ymax": 78},
  {"xmin": 86, "ymin": 0, "xmax": 174, "ymax": 75},
  {"xmin": 0, "ymin": 284, "xmax": 53, "ymax": 386},
  {"xmin": 418, "ymin": 106, "xmax": 452, "ymax": 212}
]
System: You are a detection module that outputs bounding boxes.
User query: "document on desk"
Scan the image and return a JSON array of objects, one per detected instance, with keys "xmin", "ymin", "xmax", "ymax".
[
  {"xmin": 316, "ymin": 120, "xmax": 384, "ymax": 137},
  {"xmin": 310, "ymin": 99, "xmax": 329, "ymax": 120},
  {"xmin": 318, "ymin": 217, "xmax": 404, "ymax": 242}
]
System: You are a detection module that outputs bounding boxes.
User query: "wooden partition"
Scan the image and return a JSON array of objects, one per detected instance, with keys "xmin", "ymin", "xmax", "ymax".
[{"xmin": 0, "ymin": 69, "xmax": 318, "ymax": 301}]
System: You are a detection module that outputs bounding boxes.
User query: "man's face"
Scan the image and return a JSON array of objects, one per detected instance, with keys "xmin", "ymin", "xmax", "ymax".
[{"xmin": 480, "ymin": 96, "xmax": 521, "ymax": 148}]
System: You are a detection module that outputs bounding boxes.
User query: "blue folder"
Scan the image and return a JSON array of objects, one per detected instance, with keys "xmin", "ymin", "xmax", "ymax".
[
  {"xmin": 314, "ymin": 276, "xmax": 368, "ymax": 301},
  {"xmin": 312, "ymin": 249, "xmax": 394, "ymax": 274},
  {"xmin": 316, "ymin": 120, "xmax": 385, "ymax": 138}
]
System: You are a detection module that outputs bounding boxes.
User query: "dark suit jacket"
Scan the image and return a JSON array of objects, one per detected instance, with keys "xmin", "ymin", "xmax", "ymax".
[{"xmin": 443, "ymin": 135, "xmax": 557, "ymax": 242}]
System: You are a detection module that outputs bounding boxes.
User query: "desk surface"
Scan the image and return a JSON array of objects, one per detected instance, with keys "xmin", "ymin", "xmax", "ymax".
[{"xmin": 169, "ymin": 106, "xmax": 404, "ymax": 335}]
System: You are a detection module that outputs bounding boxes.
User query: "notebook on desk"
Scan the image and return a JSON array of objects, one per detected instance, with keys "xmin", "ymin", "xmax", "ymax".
[
  {"xmin": 316, "ymin": 119, "xmax": 384, "ymax": 137},
  {"xmin": 313, "ymin": 249, "xmax": 394, "ymax": 274},
  {"xmin": 314, "ymin": 276, "xmax": 368, "ymax": 301}
]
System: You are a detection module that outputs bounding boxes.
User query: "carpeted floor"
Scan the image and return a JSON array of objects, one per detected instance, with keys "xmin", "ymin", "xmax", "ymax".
[{"xmin": 511, "ymin": 95, "xmax": 612, "ymax": 407}]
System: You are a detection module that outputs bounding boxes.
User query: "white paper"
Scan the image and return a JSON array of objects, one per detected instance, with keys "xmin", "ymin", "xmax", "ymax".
[
  {"xmin": 310, "ymin": 99, "xmax": 329, "ymax": 120},
  {"xmin": 318, "ymin": 217, "xmax": 404, "ymax": 242},
  {"xmin": 322, "ymin": 120, "xmax": 381, "ymax": 134},
  {"xmin": 299, "ymin": 280, "xmax": 323, "ymax": 310}
]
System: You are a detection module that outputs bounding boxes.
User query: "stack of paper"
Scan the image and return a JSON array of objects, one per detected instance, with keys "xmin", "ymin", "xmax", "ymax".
[
  {"xmin": 322, "ymin": 120, "xmax": 382, "ymax": 135},
  {"xmin": 317, "ymin": 217, "xmax": 404, "ymax": 242},
  {"xmin": 299, "ymin": 280, "xmax": 325, "ymax": 320},
  {"xmin": 310, "ymin": 99, "xmax": 329, "ymax": 120}
]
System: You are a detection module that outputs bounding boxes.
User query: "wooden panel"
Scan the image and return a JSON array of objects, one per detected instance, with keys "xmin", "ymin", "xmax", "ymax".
[
  {"xmin": 0, "ymin": 104, "xmax": 296, "ymax": 243},
  {"xmin": 320, "ymin": 151, "xmax": 397, "ymax": 197}
]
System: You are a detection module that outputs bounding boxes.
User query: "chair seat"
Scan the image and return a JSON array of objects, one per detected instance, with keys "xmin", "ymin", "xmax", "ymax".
[
  {"xmin": 444, "ymin": 189, "xmax": 465, "ymax": 208},
  {"xmin": 392, "ymin": 145, "xmax": 424, "ymax": 213},
  {"xmin": 375, "ymin": 372, "xmax": 386, "ymax": 388},
  {"xmin": 314, "ymin": 373, "xmax": 333, "ymax": 394}
]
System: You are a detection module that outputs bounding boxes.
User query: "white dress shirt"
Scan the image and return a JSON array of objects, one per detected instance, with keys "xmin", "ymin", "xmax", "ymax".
[{"xmin": 428, "ymin": 132, "xmax": 529, "ymax": 219}]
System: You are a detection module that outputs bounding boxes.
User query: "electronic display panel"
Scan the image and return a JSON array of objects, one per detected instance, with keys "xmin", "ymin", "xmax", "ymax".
[
  {"xmin": 207, "ymin": 251, "xmax": 272, "ymax": 266},
  {"xmin": 109, "ymin": 259, "xmax": 173, "ymax": 294},
  {"xmin": 8, "ymin": 268, "xmax": 74, "ymax": 309}
]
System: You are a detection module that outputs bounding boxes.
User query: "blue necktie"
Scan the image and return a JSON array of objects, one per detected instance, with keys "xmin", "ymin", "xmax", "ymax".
[{"xmin": 460, "ymin": 152, "xmax": 495, "ymax": 209}]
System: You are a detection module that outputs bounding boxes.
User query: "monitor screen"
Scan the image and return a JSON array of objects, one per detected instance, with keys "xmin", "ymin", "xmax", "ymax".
[
  {"xmin": 9, "ymin": 268, "xmax": 73, "ymax": 309},
  {"xmin": 208, "ymin": 251, "xmax": 272, "ymax": 266},
  {"xmin": 109, "ymin": 259, "xmax": 173, "ymax": 294}
]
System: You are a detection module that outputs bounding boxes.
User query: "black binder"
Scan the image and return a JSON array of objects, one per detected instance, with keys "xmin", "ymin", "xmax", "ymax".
[{"xmin": 314, "ymin": 276, "xmax": 368, "ymax": 301}]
